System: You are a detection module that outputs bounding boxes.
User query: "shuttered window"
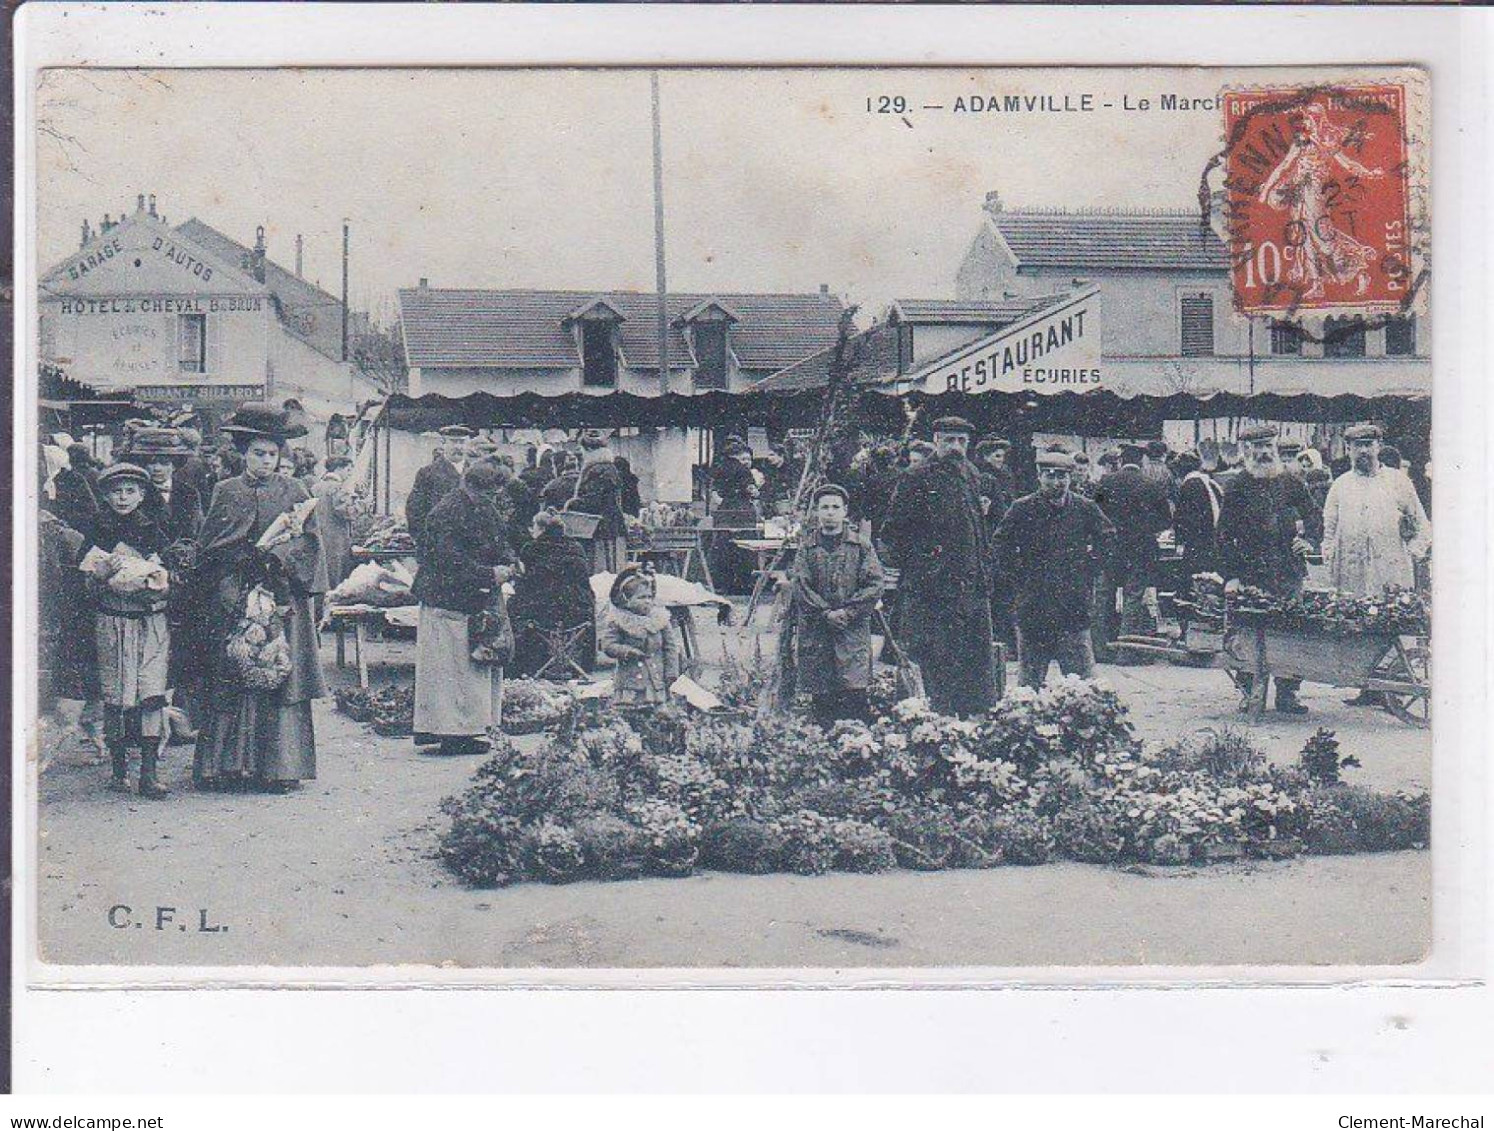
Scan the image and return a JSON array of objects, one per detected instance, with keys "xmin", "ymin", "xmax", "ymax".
[
  {"xmin": 1385, "ymin": 316, "xmax": 1416, "ymax": 357},
  {"xmin": 694, "ymin": 322, "xmax": 729, "ymax": 390},
  {"xmin": 1270, "ymin": 322, "xmax": 1303, "ymax": 355},
  {"xmin": 1324, "ymin": 315, "xmax": 1366, "ymax": 358},
  {"xmin": 581, "ymin": 321, "xmax": 618, "ymax": 388},
  {"xmin": 178, "ymin": 313, "xmax": 208, "ymax": 374},
  {"xmin": 1180, "ymin": 294, "xmax": 1214, "ymax": 357}
]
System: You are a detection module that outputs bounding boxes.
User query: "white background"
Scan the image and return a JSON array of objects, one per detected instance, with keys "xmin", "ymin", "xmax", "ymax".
[{"xmin": 11, "ymin": 3, "xmax": 1492, "ymax": 1093}]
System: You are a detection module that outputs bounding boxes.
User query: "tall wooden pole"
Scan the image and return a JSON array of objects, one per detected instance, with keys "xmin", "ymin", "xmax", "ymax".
[
  {"xmin": 341, "ymin": 219, "xmax": 351, "ymax": 363},
  {"xmin": 651, "ymin": 72, "xmax": 670, "ymax": 397}
]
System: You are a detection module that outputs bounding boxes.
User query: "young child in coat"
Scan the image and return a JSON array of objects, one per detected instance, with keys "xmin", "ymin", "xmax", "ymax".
[{"xmin": 599, "ymin": 565, "xmax": 681, "ymax": 707}]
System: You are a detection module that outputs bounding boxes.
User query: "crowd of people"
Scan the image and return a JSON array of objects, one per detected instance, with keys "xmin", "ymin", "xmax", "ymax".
[
  {"xmin": 39, "ymin": 404, "xmax": 361, "ymax": 797},
  {"xmin": 39, "ymin": 399, "xmax": 1434, "ymax": 795},
  {"xmin": 777, "ymin": 417, "xmax": 1431, "ymax": 722}
]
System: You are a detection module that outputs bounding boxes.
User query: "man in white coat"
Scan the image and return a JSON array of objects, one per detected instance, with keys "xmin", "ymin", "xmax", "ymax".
[{"xmin": 1321, "ymin": 423, "xmax": 1431, "ymax": 705}]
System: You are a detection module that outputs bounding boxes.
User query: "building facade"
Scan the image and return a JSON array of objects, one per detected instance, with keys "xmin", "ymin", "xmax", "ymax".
[
  {"xmin": 397, "ymin": 283, "xmax": 846, "ymax": 398},
  {"xmin": 956, "ymin": 193, "xmax": 1430, "ymax": 403}
]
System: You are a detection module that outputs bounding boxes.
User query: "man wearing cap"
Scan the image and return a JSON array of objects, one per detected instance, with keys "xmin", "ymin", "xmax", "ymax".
[
  {"xmin": 1094, "ymin": 442, "xmax": 1173, "ymax": 656},
  {"xmin": 883, "ymin": 416, "xmax": 999, "ymax": 717},
  {"xmin": 973, "ymin": 437, "xmax": 1018, "ymax": 645},
  {"xmin": 790, "ymin": 483, "xmax": 885, "ymax": 722},
  {"xmin": 1322, "ymin": 424, "xmax": 1430, "ymax": 705},
  {"xmin": 405, "ymin": 425, "xmax": 471, "ymax": 557},
  {"xmin": 994, "ymin": 447, "xmax": 1116, "ymax": 688},
  {"xmin": 1216, "ymin": 422, "xmax": 1323, "ymax": 714}
]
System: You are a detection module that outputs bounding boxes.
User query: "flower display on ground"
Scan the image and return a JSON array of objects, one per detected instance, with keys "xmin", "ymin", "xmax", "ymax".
[{"xmin": 436, "ymin": 680, "xmax": 1430, "ymax": 888}]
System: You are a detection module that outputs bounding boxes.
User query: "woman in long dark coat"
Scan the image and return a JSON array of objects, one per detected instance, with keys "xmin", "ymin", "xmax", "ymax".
[
  {"xmin": 570, "ymin": 442, "xmax": 628, "ymax": 574},
  {"xmin": 192, "ymin": 405, "xmax": 327, "ymax": 791},
  {"xmin": 411, "ymin": 459, "xmax": 516, "ymax": 754},
  {"xmin": 509, "ymin": 509, "xmax": 597, "ymax": 678}
]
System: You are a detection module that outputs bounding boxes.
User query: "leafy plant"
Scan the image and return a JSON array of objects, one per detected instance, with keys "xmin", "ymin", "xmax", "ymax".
[{"xmin": 1299, "ymin": 728, "xmax": 1361, "ymax": 786}]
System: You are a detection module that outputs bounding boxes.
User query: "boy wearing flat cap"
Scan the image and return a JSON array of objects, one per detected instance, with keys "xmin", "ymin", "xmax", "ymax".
[
  {"xmin": 790, "ymin": 483, "xmax": 885, "ymax": 723},
  {"xmin": 994, "ymin": 447, "xmax": 1116, "ymax": 688}
]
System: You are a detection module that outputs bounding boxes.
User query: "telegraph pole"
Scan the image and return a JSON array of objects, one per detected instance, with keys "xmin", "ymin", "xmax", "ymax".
[{"xmin": 651, "ymin": 72, "xmax": 670, "ymax": 397}]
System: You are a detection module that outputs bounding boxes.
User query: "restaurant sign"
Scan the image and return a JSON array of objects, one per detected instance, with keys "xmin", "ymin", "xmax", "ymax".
[
  {"xmin": 909, "ymin": 287, "xmax": 1103, "ymax": 395},
  {"xmin": 134, "ymin": 384, "xmax": 266, "ymax": 402}
]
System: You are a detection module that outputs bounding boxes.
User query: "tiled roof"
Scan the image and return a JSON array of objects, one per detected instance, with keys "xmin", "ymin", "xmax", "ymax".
[
  {"xmin": 755, "ymin": 292, "xmax": 1066, "ymax": 394},
  {"xmin": 176, "ymin": 219, "xmax": 346, "ymax": 359},
  {"xmin": 398, "ymin": 287, "xmax": 845, "ymax": 371},
  {"xmin": 991, "ymin": 210, "xmax": 1229, "ymax": 272},
  {"xmin": 891, "ymin": 293, "xmax": 1069, "ymax": 324},
  {"xmin": 750, "ymin": 324, "xmax": 901, "ymax": 394}
]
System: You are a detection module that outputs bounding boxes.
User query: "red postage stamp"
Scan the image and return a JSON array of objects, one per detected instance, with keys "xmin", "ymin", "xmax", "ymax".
[{"xmin": 1221, "ymin": 84, "xmax": 1414, "ymax": 315}]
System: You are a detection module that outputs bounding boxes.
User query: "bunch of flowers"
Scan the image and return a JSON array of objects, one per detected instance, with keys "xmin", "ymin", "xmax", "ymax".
[
  {"xmin": 225, "ymin": 584, "xmax": 293, "ymax": 692},
  {"xmin": 369, "ymin": 685, "xmax": 416, "ymax": 737},
  {"xmin": 499, "ymin": 679, "xmax": 574, "ymax": 735},
  {"xmin": 435, "ymin": 677, "xmax": 1429, "ymax": 888},
  {"xmin": 1218, "ymin": 581, "xmax": 1430, "ymax": 637}
]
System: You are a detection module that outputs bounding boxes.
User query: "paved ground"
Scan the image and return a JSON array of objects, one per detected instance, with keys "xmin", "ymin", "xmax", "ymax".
[{"xmin": 32, "ymin": 610, "xmax": 1432, "ymax": 970}]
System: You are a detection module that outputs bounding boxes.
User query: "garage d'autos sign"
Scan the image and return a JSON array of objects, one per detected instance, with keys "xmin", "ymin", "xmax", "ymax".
[{"xmin": 914, "ymin": 287, "xmax": 1102, "ymax": 395}]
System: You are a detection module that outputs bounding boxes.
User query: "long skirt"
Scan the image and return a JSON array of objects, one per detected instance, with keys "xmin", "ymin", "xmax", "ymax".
[
  {"xmin": 96, "ymin": 611, "xmax": 169, "ymax": 709},
  {"xmin": 195, "ymin": 595, "xmax": 324, "ymax": 785},
  {"xmin": 414, "ymin": 605, "xmax": 500, "ymax": 740}
]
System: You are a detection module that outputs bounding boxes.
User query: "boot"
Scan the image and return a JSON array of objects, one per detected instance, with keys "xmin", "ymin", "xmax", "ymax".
[
  {"xmin": 107, "ymin": 744, "xmax": 131, "ymax": 793},
  {"xmin": 138, "ymin": 736, "xmax": 170, "ymax": 799}
]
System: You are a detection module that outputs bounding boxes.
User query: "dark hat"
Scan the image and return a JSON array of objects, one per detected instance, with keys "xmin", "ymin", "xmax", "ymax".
[
  {"xmin": 975, "ymin": 437, "xmax": 1011, "ymax": 456},
  {"xmin": 1119, "ymin": 443, "xmax": 1148, "ymax": 465},
  {"xmin": 1344, "ymin": 423, "xmax": 1384, "ymax": 442},
  {"xmin": 121, "ymin": 427, "xmax": 191, "ymax": 460},
  {"xmin": 1276, "ymin": 437, "xmax": 1304, "ymax": 454},
  {"xmin": 221, "ymin": 403, "xmax": 306, "ymax": 442},
  {"xmin": 1145, "ymin": 439, "xmax": 1168, "ymax": 459},
  {"xmin": 1097, "ymin": 449, "xmax": 1121, "ymax": 467},
  {"xmin": 579, "ymin": 429, "xmax": 610, "ymax": 450},
  {"xmin": 1036, "ymin": 446, "xmax": 1075, "ymax": 470},
  {"xmin": 931, "ymin": 416, "xmax": 975, "ymax": 436},
  {"xmin": 908, "ymin": 440, "xmax": 935, "ymax": 456},
  {"xmin": 811, "ymin": 483, "xmax": 849, "ymax": 504},
  {"xmin": 721, "ymin": 437, "xmax": 751, "ymax": 457},
  {"xmin": 438, "ymin": 424, "xmax": 475, "ymax": 441},
  {"xmin": 1072, "ymin": 451, "xmax": 1091, "ymax": 466},
  {"xmin": 609, "ymin": 564, "xmax": 653, "ymax": 606},
  {"xmin": 1237, "ymin": 423, "xmax": 1279, "ymax": 443},
  {"xmin": 95, "ymin": 462, "xmax": 151, "ymax": 491}
]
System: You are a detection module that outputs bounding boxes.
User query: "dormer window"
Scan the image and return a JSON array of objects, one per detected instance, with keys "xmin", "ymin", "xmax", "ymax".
[
  {"xmin": 680, "ymin": 300, "xmax": 739, "ymax": 391},
  {"xmin": 565, "ymin": 299, "xmax": 624, "ymax": 389}
]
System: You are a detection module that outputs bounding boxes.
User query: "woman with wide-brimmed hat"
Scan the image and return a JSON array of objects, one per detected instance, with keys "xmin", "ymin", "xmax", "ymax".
[{"xmin": 191, "ymin": 404, "xmax": 328, "ymax": 791}]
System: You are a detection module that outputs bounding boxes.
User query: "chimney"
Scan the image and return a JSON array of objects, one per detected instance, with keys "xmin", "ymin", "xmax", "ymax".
[
  {"xmin": 80, "ymin": 219, "xmax": 93, "ymax": 248},
  {"xmin": 136, "ymin": 193, "xmax": 146, "ymax": 213},
  {"xmin": 252, "ymin": 225, "xmax": 267, "ymax": 283},
  {"xmin": 819, "ymin": 283, "xmax": 829, "ymax": 295},
  {"xmin": 148, "ymin": 194, "xmax": 157, "ymax": 217},
  {"xmin": 983, "ymin": 189, "xmax": 1004, "ymax": 216},
  {"xmin": 295, "ymin": 234, "xmax": 303, "ymax": 278},
  {"xmin": 101, "ymin": 213, "xmax": 112, "ymax": 232},
  {"xmin": 418, "ymin": 277, "xmax": 429, "ymax": 289}
]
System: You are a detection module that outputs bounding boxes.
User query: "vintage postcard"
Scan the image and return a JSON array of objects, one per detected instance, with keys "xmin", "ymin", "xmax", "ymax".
[{"xmin": 25, "ymin": 63, "xmax": 1441, "ymax": 980}]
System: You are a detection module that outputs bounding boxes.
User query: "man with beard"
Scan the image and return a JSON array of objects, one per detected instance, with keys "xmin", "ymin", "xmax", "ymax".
[
  {"xmin": 882, "ymin": 417, "xmax": 998, "ymax": 716},
  {"xmin": 1321, "ymin": 423, "xmax": 1430, "ymax": 706},
  {"xmin": 1216, "ymin": 422, "xmax": 1322, "ymax": 715},
  {"xmin": 994, "ymin": 447, "xmax": 1115, "ymax": 689}
]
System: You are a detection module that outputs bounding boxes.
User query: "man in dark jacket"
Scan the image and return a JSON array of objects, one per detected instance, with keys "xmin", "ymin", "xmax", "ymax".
[
  {"xmin": 54, "ymin": 443, "xmax": 100, "ymax": 535},
  {"xmin": 994, "ymin": 447, "xmax": 1116, "ymax": 688},
  {"xmin": 975, "ymin": 437, "xmax": 1018, "ymax": 645},
  {"xmin": 1173, "ymin": 449, "xmax": 1222, "ymax": 595},
  {"xmin": 1094, "ymin": 443, "xmax": 1173, "ymax": 655},
  {"xmin": 405, "ymin": 426, "xmax": 470, "ymax": 558},
  {"xmin": 882, "ymin": 416, "xmax": 998, "ymax": 717},
  {"xmin": 1216, "ymin": 422, "xmax": 1322, "ymax": 714}
]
